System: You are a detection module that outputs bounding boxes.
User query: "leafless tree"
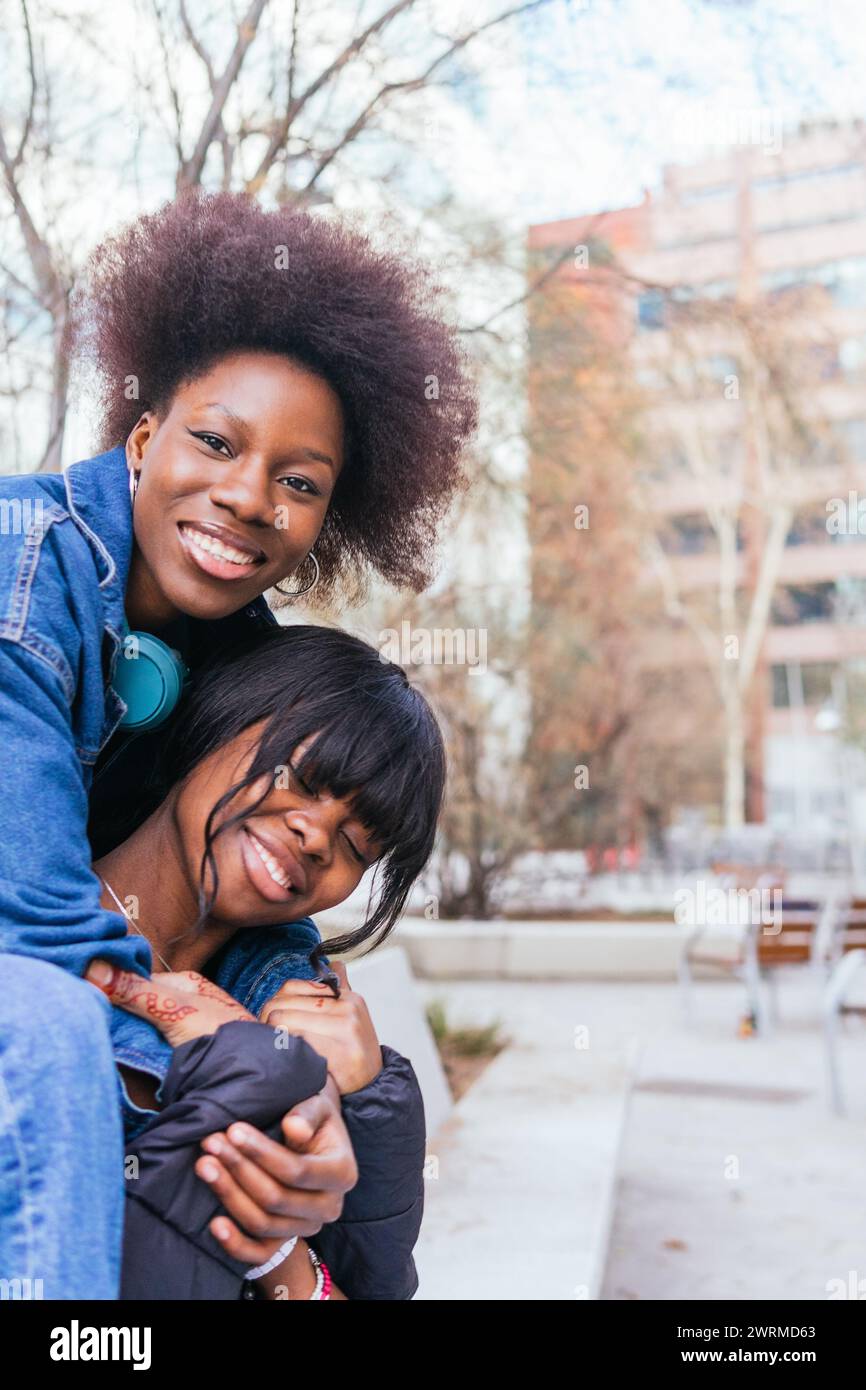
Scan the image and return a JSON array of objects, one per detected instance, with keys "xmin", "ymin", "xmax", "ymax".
[{"xmin": 0, "ymin": 0, "xmax": 553, "ymax": 470}]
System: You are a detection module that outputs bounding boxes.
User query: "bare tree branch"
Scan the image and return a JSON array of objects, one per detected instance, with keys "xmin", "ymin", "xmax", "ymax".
[
  {"xmin": 177, "ymin": 0, "xmax": 271, "ymax": 191},
  {"xmin": 248, "ymin": 0, "xmax": 416, "ymax": 189},
  {"xmin": 298, "ymin": 0, "xmax": 554, "ymax": 192}
]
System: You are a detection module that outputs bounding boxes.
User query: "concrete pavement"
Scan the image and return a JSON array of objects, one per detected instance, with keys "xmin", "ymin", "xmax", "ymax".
[{"xmin": 411, "ymin": 973, "xmax": 866, "ymax": 1301}]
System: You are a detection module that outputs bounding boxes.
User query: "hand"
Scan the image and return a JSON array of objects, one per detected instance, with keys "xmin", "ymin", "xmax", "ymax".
[
  {"xmin": 196, "ymin": 1074, "xmax": 359, "ymax": 1264},
  {"xmin": 85, "ymin": 962, "xmax": 255, "ymax": 1046},
  {"xmin": 258, "ymin": 961, "xmax": 383, "ymax": 1095}
]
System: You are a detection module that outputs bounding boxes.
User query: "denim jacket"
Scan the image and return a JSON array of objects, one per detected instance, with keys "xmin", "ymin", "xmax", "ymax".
[
  {"xmin": 0, "ymin": 444, "xmax": 329, "ymax": 1088},
  {"xmin": 0, "ymin": 442, "xmax": 276, "ymax": 977}
]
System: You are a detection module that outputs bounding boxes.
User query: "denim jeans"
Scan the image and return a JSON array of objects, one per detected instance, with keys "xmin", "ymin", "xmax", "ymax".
[{"xmin": 0, "ymin": 956, "xmax": 123, "ymax": 1299}]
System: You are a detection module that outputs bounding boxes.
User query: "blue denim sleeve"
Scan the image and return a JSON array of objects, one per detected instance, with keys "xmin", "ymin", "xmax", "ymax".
[{"xmin": 0, "ymin": 638, "xmax": 152, "ymax": 977}]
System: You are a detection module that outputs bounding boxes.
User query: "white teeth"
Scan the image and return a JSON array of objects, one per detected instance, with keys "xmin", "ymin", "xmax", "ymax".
[
  {"xmin": 182, "ymin": 525, "xmax": 259, "ymax": 565},
  {"xmin": 249, "ymin": 832, "xmax": 292, "ymax": 890}
]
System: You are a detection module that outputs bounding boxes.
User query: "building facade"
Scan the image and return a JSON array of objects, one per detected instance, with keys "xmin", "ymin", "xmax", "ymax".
[{"xmin": 528, "ymin": 118, "xmax": 866, "ymax": 838}]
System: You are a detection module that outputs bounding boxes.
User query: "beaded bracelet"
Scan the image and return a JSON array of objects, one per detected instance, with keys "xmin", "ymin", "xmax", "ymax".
[
  {"xmin": 241, "ymin": 1243, "xmax": 332, "ymax": 1300},
  {"xmin": 245, "ymin": 1234, "xmax": 298, "ymax": 1282},
  {"xmin": 306, "ymin": 1244, "xmax": 332, "ymax": 1300}
]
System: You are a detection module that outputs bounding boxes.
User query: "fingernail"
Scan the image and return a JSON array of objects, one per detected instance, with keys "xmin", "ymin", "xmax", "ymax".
[
  {"xmin": 213, "ymin": 1220, "xmax": 230, "ymax": 1240},
  {"xmin": 229, "ymin": 1124, "xmax": 254, "ymax": 1147},
  {"xmin": 202, "ymin": 1137, "xmax": 222, "ymax": 1156},
  {"xmin": 200, "ymin": 1160, "xmax": 219, "ymax": 1181},
  {"xmin": 87, "ymin": 961, "xmax": 114, "ymax": 988}
]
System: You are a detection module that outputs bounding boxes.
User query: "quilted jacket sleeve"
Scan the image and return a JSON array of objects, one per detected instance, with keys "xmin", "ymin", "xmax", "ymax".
[
  {"xmin": 309, "ymin": 1043, "xmax": 427, "ymax": 1300},
  {"xmin": 121, "ymin": 1022, "xmax": 428, "ymax": 1300},
  {"xmin": 121, "ymin": 1020, "xmax": 328, "ymax": 1299}
]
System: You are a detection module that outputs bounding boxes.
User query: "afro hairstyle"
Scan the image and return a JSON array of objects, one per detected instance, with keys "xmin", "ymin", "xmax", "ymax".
[{"xmin": 66, "ymin": 188, "xmax": 478, "ymax": 602}]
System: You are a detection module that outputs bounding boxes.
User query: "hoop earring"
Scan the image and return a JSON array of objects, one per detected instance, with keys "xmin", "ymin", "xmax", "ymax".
[
  {"xmin": 274, "ymin": 550, "xmax": 320, "ymax": 599},
  {"xmin": 128, "ymin": 466, "xmax": 139, "ymax": 508}
]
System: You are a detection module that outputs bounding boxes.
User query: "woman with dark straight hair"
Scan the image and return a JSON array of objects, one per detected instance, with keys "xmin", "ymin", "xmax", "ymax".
[
  {"xmin": 154, "ymin": 621, "xmax": 446, "ymax": 968},
  {"xmin": 85, "ymin": 623, "xmax": 447, "ymax": 1300}
]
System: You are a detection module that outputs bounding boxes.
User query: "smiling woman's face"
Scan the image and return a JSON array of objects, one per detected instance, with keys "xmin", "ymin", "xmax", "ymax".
[
  {"xmin": 171, "ymin": 723, "xmax": 380, "ymax": 930},
  {"xmin": 124, "ymin": 349, "xmax": 345, "ymax": 627}
]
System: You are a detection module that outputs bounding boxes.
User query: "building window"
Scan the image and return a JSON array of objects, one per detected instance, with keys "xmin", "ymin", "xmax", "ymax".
[
  {"xmin": 787, "ymin": 509, "xmax": 835, "ymax": 546},
  {"xmin": 637, "ymin": 290, "xmax": 666, "ymax": 330},
  {"xmin": 834, "ymin": 576, "xmax": 866, "ymax": 623},
  {"xmin": 679, "ymin": 182, "xmax": 735, "ymax": 204},
  {"xmin": 772, "ymin": 582, "xmax": 836, "ymax": 625},
  {"xmin": 772, "ymin": 661, "xmax": 837, "ymax": 707},
  {"xmin": 761, "ymin": 256, "xmax": 866, "ymax": 308},
  {"xmin": 774, "ymin": 579, "xmax": 866, "ymax": 626},
  {"xmin": 660, "ymin": 513, "xmax": 716, "ymax": 555},
  {"xmin": 753, "ymin": 163, "xmax": 864, "ymax": 192},
  {"xmin": 772, "ymin": 658, "xmax": 839, "ymax": 706}
]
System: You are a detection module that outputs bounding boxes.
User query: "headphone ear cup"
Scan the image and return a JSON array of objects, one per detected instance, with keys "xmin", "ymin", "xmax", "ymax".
[{"xmin": 114, "ymin": 630, "xmax": 190, "ymax": 732}]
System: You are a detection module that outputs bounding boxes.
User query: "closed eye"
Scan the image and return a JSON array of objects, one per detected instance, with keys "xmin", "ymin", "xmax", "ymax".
[
  {"xmin": 289, "ymin": 761, "xmax": 316, "ymax": 796},
  {"xmin": 290, "ymin": 761, "xmax": 371, "ymax": 867},
  {"xmin": 343, "ymin": 832, "xmax": 370, "ymax": 868}
]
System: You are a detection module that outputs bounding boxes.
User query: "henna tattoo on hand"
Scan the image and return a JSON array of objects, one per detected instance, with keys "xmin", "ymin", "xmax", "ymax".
[{"xmin": 121, "ymin": 986, "xmax": 199, "ymax": 1024}]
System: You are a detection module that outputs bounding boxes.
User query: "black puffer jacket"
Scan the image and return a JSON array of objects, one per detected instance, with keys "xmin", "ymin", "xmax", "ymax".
[{"xmin": 120, "ymin": 1020, "xmax": 426, "ymax": 1300}]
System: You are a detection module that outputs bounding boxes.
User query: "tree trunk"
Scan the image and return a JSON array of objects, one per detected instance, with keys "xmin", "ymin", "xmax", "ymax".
[
  {"xmin": 38, "ymin": 299, "xmax": 69, "ymax": 472},
  {"xmin": 723, "ymin": 689, "xmax": 746, "ymax": 830}
]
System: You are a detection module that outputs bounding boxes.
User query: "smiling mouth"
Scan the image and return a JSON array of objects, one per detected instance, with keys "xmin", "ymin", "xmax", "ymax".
[
  {"xmin": 248, "ymin": 830, "xmax": 295, "ymax": 891},
  {"xmin": 240, "ymin": 825, "xmax": 307, "ymax": 905},
  {"xmin": 177, "ymin": 522, "xmax": 266, "ymax": 581}
]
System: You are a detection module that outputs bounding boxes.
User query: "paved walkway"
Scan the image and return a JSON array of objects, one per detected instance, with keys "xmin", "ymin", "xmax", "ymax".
[
  {"xmin": 413, "ymin": 973, "xmax": 866, "ymax": 1301},
  {"xmin": 413, "ymin": 977, "xmax": 634, "ymax": 1299}
]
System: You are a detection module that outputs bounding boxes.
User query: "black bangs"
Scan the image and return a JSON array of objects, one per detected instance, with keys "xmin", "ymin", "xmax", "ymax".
[
  {"xmin": 157, "ymin": 623, "xmax": 446, "ymax": 965},
  {"xmin": 267, "ymin": 683, "xmax": 442, "ymax": 861}
]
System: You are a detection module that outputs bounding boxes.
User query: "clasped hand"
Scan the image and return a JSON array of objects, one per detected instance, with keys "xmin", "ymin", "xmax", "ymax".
[{"xmin": 86, "ymin": 961, "xmax": 363, "ymax": 1269}]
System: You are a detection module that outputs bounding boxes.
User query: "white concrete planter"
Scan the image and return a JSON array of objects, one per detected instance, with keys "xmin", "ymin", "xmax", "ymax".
[{"xmin": 394, "ymin": 916, "xmax": 740, "ymax": 982}]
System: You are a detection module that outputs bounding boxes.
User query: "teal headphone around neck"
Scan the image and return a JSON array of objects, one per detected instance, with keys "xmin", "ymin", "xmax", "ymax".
[{"xmin": 114, "ymin": 618, "xmax": 191, "ymax": 732}]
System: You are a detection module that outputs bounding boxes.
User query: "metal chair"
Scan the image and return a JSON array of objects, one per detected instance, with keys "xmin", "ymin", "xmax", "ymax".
[
  {"xmin": 678, "ymin": 868, "xmax": 790, "ymax": 1035},
  {"xmin": 823, "ymin": 948, "xmax": 866, "ymax": 1115}
]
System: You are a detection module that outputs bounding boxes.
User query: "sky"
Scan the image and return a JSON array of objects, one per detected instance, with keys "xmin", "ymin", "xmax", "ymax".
[
  {"xmin": 433, "ymin": 0, "xmax": 866, "ymax": 230},
  {"xmin": 4, "ymin": 0, "xmax": 866, "ymax": 469}
]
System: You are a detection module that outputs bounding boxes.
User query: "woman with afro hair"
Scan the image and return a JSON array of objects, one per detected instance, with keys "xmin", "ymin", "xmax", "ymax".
[{"xmin": 0, "ymin": 188, "xmax": 477, "ymax": 1299}]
